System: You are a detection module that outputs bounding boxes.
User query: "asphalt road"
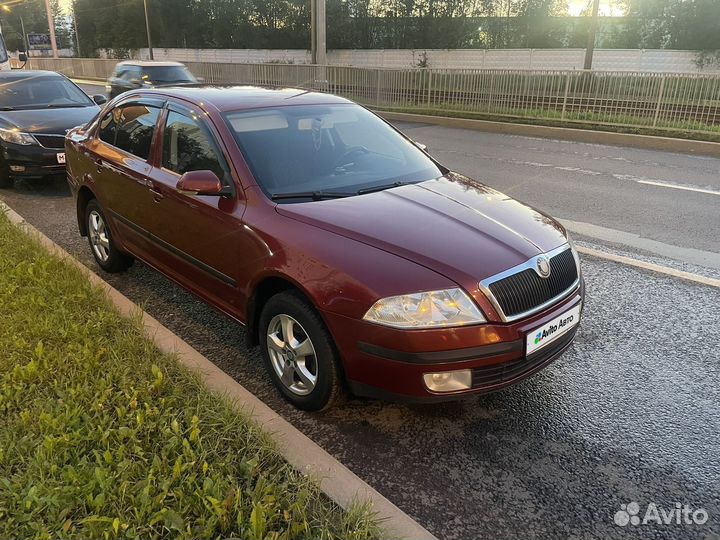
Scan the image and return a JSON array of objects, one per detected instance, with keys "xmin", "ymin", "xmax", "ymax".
[
  {"xmin": 4, "ymin": 87, "xmax": 720, "ymax": 539},
  {"xmin": 391, "ymin": 120, "xmax": 720, "ymax": 261},
  {"xmin": 76, "ymin": 80, "xmax": 720, "ymax": 265}
]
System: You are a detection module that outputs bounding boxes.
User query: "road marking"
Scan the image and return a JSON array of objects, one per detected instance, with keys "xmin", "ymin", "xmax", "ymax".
[
  {"xmin": 576, "ymin": 246, "xmax": 720, "ymax": 289},
  {"xmin": 613, "ymin": 173, "xmax": 720, "ymax": 196},
  {"xmin": 561, "ymin": 219, "xmax": 720, "ymax": 271},
  {"xmin": 636, "ymin": 179, "xmax": 720, "ymax": 196}
]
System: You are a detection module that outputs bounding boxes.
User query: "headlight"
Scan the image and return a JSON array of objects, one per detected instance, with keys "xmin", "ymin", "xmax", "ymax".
[
  {"xmin": 363, "ymin": 288, "xmax": 486, "ymax": 329},
  {"xmin": 0, "ymin": 127, "xmax": 37, "ymax": 146}
]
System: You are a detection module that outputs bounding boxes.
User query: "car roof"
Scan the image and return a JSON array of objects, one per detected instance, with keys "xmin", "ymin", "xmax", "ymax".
[
  {"xmin": 117, "ymin": 60, "xmax": 185, "ymax": 67},
  {"xmin": 0, "ymin": 70, "xmax": 64, "ymax": 79},
  {"xmin": 139, "ymin": 85, "xmax": 354, "ymax": 112}
]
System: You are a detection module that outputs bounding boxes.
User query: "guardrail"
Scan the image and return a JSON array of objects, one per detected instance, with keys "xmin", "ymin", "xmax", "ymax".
[{"xmin": 25, "ymin": 57, "xmax": 720, "ymax": 134}]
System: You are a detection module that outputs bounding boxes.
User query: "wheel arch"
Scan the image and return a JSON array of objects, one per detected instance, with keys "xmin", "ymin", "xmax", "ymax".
[
  {"xmin": 246, "ymin": 274, "xmax": 318, "ymax": 347},
  {"xmin": 76, "ymin": 185, "xmax": 97, "ymax": 237}
]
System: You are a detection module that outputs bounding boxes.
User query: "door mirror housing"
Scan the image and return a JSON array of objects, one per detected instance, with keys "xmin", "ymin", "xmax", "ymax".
[
  {"xmin": 92, "ymin": 94, "xmax": 107, "ymax": 105},
  {"xmin": 176, "ymin": 170, "xmax": 229, "ymax": 197},
  {"xmin": 413, "ymin": 141, "xmax": 428, "ymax": 152},
  {"xmin": 18, "ymin": 52, "xmax": 28, "ymax": 63}
]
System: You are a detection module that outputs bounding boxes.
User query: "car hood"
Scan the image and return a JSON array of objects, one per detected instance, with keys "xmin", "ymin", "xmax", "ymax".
[
  {"xmin": 276, "ymin": 173, "xmax": 569, "ymax": 285},
  {"xmin": 0, "ymin": 106, "xmax": 99, "ymax": 135}
]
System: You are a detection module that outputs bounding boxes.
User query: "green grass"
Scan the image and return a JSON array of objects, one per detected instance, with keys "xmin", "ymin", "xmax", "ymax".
[
  {"xmin": 364, "ymin": 102, "xmax": 720, "ymax": 143},
  {"xmin": 0, "ymin": 210, "xmax": 381, "ymax": 540}
]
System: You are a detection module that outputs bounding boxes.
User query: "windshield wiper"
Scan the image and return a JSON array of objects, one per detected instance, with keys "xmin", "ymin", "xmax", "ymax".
[
  {"xmin": 44, "ymin": 103, "xmax": 89, "ymax": 108},
  {"xmin": 357, "ymin": 181, "xmax": 408, "ymax": 195},
  {"xmin": 271, "ymin": 190, "xmax": 353, "ymax": 201}
]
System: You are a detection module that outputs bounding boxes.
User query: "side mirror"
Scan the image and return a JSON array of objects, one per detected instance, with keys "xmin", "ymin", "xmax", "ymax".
[
  {"xmin": 176, "ymin": 170, "xmax": 228, "ymax": 197},
  {"xmin": 413, "ymin": 141, "xmax": 428, "ymax": 152},
  {"xmin": 195, "ymin": 76, "xmax": 205, "ymax": 83},
  {"xmin": 18, "ymin": 52, "xmax": 27, "ymax": 62},
  {"xmin": 92, "ymin": 94, "xmax": 107, "ymax": 105}
]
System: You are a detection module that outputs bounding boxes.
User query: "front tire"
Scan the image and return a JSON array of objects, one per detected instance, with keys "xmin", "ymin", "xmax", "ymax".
[
  {"xmin": 0, "ymin": 161, "xmax": 12, "ymax": 188},
  {"xmin": 85, "ymin": 199, "xmax": 133, "ymax": 273},
  {"xmin": 259, "ymin": 291, "xmax": 344, "ymax": 411}
]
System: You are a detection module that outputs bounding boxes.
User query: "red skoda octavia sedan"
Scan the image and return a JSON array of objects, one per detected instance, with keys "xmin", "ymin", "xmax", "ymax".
[{"xmin": 66, "ymin": 86, "xmax": 584, "ymax": 410}]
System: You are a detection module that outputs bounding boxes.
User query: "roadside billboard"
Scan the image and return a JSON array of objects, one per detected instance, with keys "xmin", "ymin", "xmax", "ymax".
[{"xmin": 27, "ymin": 33, "xmax": 52, "ymax": 50}]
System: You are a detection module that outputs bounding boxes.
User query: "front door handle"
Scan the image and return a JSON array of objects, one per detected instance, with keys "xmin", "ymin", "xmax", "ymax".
[{"xmin": 150, "ymin": 186, "xmax": 164, "ymax": 202}]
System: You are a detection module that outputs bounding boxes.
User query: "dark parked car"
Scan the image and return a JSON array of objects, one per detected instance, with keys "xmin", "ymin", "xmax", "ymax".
[
  {"xmin": 106, "ymin": 61, "xmax": 197, "ymax": 98},
  {"xmin": 0, "ymin": 70, "xmax": 105, "ymax": 188},
  {"xmin": 66, "ymin": 86, "xmax": 584, "ymax": 410}
]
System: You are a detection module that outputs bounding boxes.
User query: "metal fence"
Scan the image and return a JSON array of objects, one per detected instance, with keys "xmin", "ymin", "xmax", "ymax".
[{"xmin": 24, "ymin": 57, "xmax": 720, "ymax": 133}]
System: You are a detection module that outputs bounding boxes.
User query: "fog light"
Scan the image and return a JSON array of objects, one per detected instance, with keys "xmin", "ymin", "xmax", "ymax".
[
  {"xmin": 9, "ymin": 165, "xmax": 25, "ymax": 172},
  {"xmin": 423, "ymin": 369, "xmax": 472, "ymax": 392}
]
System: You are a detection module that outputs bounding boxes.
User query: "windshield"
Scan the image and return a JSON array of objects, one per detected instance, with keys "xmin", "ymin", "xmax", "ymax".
[
  {"xmin": 142, "ymin": 66, "xmax": 196, "ymax": 84},
  {"xmin": 0, "ymin": 74, "xmax": 93, "ymax": 109},
  {"xmin": 224, "ymin": 104, "xmax": 444, "ymax": 201}
]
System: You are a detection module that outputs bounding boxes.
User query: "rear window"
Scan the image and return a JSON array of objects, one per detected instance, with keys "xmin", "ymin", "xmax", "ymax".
[{"xmin": 99, "ymin": 104, "xmax": 161, "ymax": 160}]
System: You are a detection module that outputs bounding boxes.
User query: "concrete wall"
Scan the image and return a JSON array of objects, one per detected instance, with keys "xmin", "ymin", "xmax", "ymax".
[{"xmin": 110, "ymin": 47, "xmax": 718, "ymax": 74}]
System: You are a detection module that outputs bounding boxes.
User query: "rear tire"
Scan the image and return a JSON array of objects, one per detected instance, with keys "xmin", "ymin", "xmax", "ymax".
[
  {"xmin": 259, "ymin": 290, "xmax": 344, "ymax": 411},
  {"xmin": 85, "ymin": 199, "xmax": 134, "ymax": 273}
]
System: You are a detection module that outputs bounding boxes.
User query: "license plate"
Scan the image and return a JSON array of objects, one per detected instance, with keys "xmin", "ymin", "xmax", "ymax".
[
  {"xmin": 526, "ymin": 302, "xmax": 581, "ymax": 355},
  {"xmin": 56, "ymin": 153, "xmax": 66, "ymax": 164}
]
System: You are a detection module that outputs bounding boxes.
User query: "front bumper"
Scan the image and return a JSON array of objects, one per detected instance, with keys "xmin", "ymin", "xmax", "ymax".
[
  {"xmin": 2, "ymin": 142, "xmax": 66, "ymax": 178},
  {"xmin": 324, "ymin": 278, "xmax": 585, "ymax": 402}
]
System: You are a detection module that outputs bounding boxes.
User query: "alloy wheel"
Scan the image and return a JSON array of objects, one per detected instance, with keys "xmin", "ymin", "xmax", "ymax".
[
  {"xmin": 88, "ymin": 210, "xmax": 110, "ymax": 263},
  {"xmin": 266, "ymin": 313, "xmax": 318, "ymax": 396}
]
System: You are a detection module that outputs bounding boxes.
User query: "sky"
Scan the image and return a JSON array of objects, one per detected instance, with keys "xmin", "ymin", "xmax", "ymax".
[{"xmin": 567, "ymin": 0, "xmax": 627, "ymax": 16}]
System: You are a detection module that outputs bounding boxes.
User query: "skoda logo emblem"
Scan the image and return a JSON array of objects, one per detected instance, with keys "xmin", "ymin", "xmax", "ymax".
[{"xmin": 535, "ymin": 255, "xmax": 551, "ymax": 278}]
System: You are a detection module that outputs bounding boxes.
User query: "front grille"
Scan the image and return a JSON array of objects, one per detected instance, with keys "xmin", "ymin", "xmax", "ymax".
[
  {"xmin": 34, "ymin": 134, "xmax": 66, "ymax": 149},
  {"xmin": 471, "ymin": 327, "xmax": 576, "ymax": 388},
  {"xmin": 487, "ymin": 247, "xmax": 578, "ymax": 319}
]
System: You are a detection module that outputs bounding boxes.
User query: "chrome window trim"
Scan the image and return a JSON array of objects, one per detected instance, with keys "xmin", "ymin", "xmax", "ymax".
[{"xmin": 479, "ymin": 243, "xmax": 580, "ymax": 323}]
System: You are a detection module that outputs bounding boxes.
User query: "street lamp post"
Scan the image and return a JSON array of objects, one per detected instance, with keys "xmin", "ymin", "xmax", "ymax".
[
  {"xmin": 310, "ymin": 0, "xmax": 326, "ymax": 65},
  {"xmin": 583, "ymin": 0, "xmax": 601, "ymax": 70},
  {"xmin": 44, "ymin": 0, "xmax": 58, "ymax": 58},
  {"xmin": 72, "ymin": 12, "xmax": 80, "ymax": 57},
  {"xmin": 143, "ymin": 0, "xmax": 153, "ymax": 60},
  {"xmin": 19, "ymin": 13, "xmax": 26, "ymax": 51}
]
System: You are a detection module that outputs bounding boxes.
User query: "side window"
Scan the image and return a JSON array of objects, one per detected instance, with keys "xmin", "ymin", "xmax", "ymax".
[
  {"xmin": 114, "ymin": 104, "xmax": 161, "ymax": 160},
  {"xmin": 122, "ymin": 66, "xmax": 140, "ymax": 81},
  {"xmin": 98, "ymin": 109, "xmax": 118, "ymax": 145},
  {"xmin": 162, "ymin": 110, "xmax": 228, "ymax": 184}
]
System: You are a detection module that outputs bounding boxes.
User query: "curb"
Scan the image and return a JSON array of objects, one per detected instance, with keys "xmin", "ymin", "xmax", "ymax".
[
  {"xmin": 0, "ymin": 200, "xmax": 437, "ymax": 540},
  {"xmin": 575, "ymin": 246, "xmax": 720, "ymax": 289},
  {"xmin": 375, "ymin": 111, "xmax": 720, "ymax": 157}
]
